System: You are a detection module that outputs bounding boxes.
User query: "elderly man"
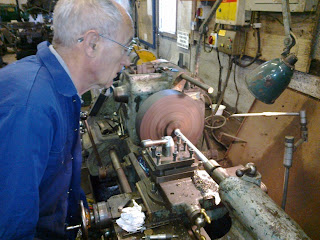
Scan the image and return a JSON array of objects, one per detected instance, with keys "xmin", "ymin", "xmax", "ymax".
[{"xmin": 0, "ymin": 0, "xmax": 133, "ymax": 239}]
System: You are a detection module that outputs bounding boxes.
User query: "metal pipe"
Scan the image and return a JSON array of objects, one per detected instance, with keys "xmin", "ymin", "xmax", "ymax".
[
  {"xmin": 180, "ymin": 73, "xmax": 214, "ymax": 94},
  {"xmin": 230, "ymin": 112, "xmax": 300, "ymax": 117},
  {"xmin": 109, "ymin": 150, "xmax": 132, "ymax": 193}
]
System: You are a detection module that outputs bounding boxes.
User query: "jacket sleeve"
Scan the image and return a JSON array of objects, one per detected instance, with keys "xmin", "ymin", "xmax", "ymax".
[{"xmin": 0, "ymin": 105, "xmax": 53, "ymax": 239}]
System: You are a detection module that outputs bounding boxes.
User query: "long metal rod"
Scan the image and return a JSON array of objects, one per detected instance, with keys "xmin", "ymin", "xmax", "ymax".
[
  {"xmin": 109, "ymin": 150, "xmax": 132, "ymax": 193},
  {"xmin": 230, "ymin": 112, "xmax": 300, "ymax": 117},
  {"xmin": 199, "ymin": 0, "xmax": 223, "ymax": 34},
  {"xmin": 180, "ymin": 73, "xmax": 214, "ymax": 94},
  {"xmin": 174, "ymin": 129, "xmax": 229, "ymax": 184},
  {"xmin": 281, "ymin": 167, "xmax": 290, "ymax": 210},
  {"xmin": 174, "ymin": 129, "xmax": 208, "ymax": 163}
]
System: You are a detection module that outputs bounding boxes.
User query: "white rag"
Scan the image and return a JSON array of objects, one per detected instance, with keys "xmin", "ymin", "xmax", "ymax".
[{"xmin": 116, "ymin": 199, "xmax": 145, "ymax": 233}]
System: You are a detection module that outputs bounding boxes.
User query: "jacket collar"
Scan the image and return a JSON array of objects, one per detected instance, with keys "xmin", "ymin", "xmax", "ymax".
[{"xmin": 37, "ymin": 41, "xmax": 78, "ymax": 97}]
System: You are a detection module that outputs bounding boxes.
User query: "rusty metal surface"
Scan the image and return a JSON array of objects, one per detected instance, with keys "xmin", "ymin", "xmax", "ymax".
[
  {"xmin": 160, "ymin": 178, "xmax": 203, "ymax": 207},
  {"xmin": 136, "ymin": 178, "xmax": 167, "ymax": 216},
  {"xmin": 226, "ymin": 88, "xmax": 320, "ymax": 240},
  {"xmin": 136, "ymin": 89, "xmax": 204, "ymax": 144}
]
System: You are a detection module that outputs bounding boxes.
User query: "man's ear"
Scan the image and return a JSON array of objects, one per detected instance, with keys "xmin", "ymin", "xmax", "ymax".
[{"xmin": 81, "ymin": 30, "xmax": 100, "ymax": 58}]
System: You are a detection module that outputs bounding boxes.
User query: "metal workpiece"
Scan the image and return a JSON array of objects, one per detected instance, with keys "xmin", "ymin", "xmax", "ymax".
[
  {"xmin": 179, "ymin": 73, "xmax": 214, "ymax": 94},
  {"xmin": 109, "ymin": 149, "xmax": 132, "ymax": 193},
  {"xmin": 219, "ymin": 177, "xmax": 311, "ymax": 240}
]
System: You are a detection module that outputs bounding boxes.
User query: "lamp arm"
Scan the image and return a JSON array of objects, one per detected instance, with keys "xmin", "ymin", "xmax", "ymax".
[
  {"xmin": 281, "ymin": 0, "xmax": 296, "ymax": 56},
  {"xmin": 199, "ymin": 0, "xmax": 223, "ymax": 34}
]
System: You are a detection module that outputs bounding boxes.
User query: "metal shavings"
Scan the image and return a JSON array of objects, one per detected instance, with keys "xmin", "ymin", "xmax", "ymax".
[{"xmin": 193, "ymin": 170, "xmax": 221, "ymax": 204}]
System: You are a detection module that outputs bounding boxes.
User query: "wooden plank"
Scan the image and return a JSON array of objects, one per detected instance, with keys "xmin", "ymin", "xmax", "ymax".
[
  {"xmin": 226, "ymin": 88, "xmax": 320, "ymax": 240},
  {"xmin": 136, "ymin": 0, "xmax": 154, "ymax": 45},
  {"xmin": 244, "ymin": 12, "xmax": 319, "ymax": 72}
]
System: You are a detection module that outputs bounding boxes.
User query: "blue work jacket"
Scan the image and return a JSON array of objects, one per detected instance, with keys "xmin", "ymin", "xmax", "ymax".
[{"xmin": 0, "ymin": 42, "xmax": 83, "ymax": 239}]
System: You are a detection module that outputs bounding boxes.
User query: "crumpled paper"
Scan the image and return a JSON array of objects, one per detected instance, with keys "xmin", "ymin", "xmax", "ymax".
[{"xmin": 116, "ymin": 199, "xmax": 145, "ymax": 233}]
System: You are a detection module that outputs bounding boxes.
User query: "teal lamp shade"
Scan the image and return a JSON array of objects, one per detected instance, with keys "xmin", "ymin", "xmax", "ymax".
[{"xmin": 245, "ymin": 54, "xmax": 298, "ymax": 104}]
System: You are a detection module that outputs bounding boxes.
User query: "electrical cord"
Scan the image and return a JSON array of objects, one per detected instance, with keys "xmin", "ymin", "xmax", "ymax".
[
  {"xmin": 205, "ymin": 115, "xmax": 227, "ymax": 129},
  {"xmin": 204, "ymin": 57, "xmax": 233, "ymax": 131},
  {"xmin": 212, "ymin": 56, "xmax": 233, "ymax": 116},
  {"xmin": 234, "ymin": 12, "xmax": 261, "ymax": 68},
  {"xmin": 233, "ymin": 62, "xmax": 239, "ymax": 113},
  {"xmin": 216, "ymin": 48, "xmax": 223, "ymax": 101}
]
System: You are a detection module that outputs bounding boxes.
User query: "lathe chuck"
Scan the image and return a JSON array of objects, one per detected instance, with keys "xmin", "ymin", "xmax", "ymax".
[{"xmin": 136, "ymin": 89, "xmax": 204, "ymax": 144}]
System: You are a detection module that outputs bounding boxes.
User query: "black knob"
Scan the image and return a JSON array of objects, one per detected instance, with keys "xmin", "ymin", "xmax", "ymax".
[
  {"xmin": 80, "ymin": 112, "xmax": 88, "ymax": 120},
  {"xmin": 236, "ymin": 163, "xmax": 257, "ymax": 177}
]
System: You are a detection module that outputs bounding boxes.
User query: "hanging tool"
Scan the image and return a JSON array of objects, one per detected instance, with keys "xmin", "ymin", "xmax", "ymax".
[{"xmin": 80, "ymin": 112, "xmax": 108, "ymax": 179}]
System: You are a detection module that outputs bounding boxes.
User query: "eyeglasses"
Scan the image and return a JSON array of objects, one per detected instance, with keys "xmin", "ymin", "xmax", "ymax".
[{"xmin": 78, "ymin": 34, "xmax": 134, "ymax": 56}]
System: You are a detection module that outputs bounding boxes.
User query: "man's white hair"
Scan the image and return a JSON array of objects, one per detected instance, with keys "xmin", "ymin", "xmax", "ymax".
[
  {"xmin": 114, "ymin": 0, "xmax": 131, "ymax": 13},
  {"xmin": 53, "ymin": 0, "xmax": 131, "ymax": 47}
]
